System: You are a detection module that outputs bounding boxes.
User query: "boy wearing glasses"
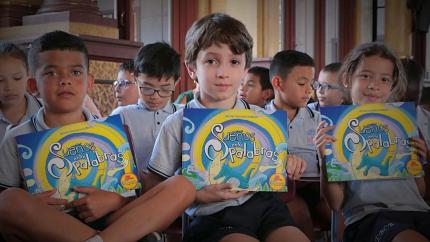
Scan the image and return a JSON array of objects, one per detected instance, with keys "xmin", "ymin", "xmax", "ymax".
[
  {"xmin": 112, "ymin": 60, "xmax": 139, "ymax": 111},
  {"xmin": 308, "ymin": 62, "xmax": 348, "ymax": 111},
  {"xmin": 111, "ymin": 42, "xmax": 182, "ymax": 177}
]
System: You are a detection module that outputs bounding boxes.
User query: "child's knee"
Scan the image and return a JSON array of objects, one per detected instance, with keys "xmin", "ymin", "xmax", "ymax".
[
  {"xmin": 0, "ymin": 188, "xmax": 29, "ymax": 218},
  {"xmin": 169, "ymin": 176, "xmax": 196, "ymax": 200}
]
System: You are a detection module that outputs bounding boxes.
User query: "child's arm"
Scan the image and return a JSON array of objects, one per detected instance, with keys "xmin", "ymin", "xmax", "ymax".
[
  {"xmin": 315, "ymin": 121, "xmax": 345, "ymax": 211},
  {"xmin": 410, "ymin": 137, "xmax": 429, "ymax": 197},
  {"xmin": 195, "ymin": 184, "xmax": 248, "ymax": 204},
  {"xmin": 67, "ymin": 187, "xmax": 131, "ymax": 223}
]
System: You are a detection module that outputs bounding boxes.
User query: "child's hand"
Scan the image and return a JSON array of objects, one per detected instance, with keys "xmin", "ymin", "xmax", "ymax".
[
  {"xmin": 314, "ymin": 121, "xmax": 337, "ymax": 160},
  {"xmin": 286, "ymin": 155, "xmax": 307, "ymax": 180},
  {"xmin": 34, "ymin": 189, "xmax": 67, "ymax": 211},
  {"xmin": 410, "ymin": 137, "xmax": 429, "ymax": 161},
  {"xmin": 66, "ymin": 187, "xmax": 128, "ymax": 223},
  {"xmin": 195, "ymin": 183, "xmax": 248, "ymax": 204}
]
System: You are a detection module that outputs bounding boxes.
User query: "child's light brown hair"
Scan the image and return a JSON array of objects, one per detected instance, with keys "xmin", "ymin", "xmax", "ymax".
[{"xmin": 185, "ymin": 13, "xmax": 253, "ymax": 68}]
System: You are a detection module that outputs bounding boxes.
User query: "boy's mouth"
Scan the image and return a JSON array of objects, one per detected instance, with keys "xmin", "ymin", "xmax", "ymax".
[{"xmin": 58, "ymin": 91, "xmax": 74, "ymax": 97}]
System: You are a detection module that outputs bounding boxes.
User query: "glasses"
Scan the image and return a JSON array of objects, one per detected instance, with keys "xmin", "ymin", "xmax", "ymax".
[
  {"xmin": 113, "ymin": 79, "xmax": 136, "ymax": 89},
  {"xmin": 139, "ymin": 86, "xmax": 174, "ymax": 98},
  {"xmin": 312, "ymin": 82, "xmax": 340, "ymax": 91}
]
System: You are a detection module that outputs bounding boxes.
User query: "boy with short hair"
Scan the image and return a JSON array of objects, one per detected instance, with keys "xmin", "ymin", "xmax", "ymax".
[
  {"xmin": 111, "ymin": 42, "xmax": 182, "ymax": 175},
  {"xmin": 112, "ymin": 60, "xmax": 139, "ymax": 110},
  {"xmin": 145, "ymin": 13, "xmax": 310, "ymax": 242},
  {"xmin": 265, "ymin": 50, "xmax": 322, "ymax": 240},
  {"xmin": 239, "ymin": 66, "xmax": 274, "ymax": 107},
  {"xmin": 0, "ymin": 30, "xmax": 195, "ymax": 242},
  {"xmin": 308, "ymin": 62, "xmax": 347, "ymax": 111}
]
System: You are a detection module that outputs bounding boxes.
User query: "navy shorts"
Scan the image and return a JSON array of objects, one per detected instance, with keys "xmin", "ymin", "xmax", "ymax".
[
  {"xmin": 344, "ymin": 210, "xmax": 430, "ymax": 242},
  {"xmin": 69, "ymin": 210, "xmax": 110, "ymax": 231},
  {"xmin": 183, "ymin": 192, "xmax": 296, "ymax": 242}
]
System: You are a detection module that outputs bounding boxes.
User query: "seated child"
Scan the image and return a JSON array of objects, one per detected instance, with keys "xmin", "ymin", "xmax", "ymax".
[
  {"xmin": 239, "ymin": 66, "xmax": 274, "ymax": 107},
  {"xmin": 308, "ymin": 62, "xmax": 348, "ymax": 111},
  {"xmin": 0, "ymin": 42, "xmax": 42, "ymax": 141},
  {"xmin": 145, "ymin": 13, "xmax": 310, "ymax": 242},
  {"xmin": 111, "ymin": 42, "xmax": 182, "ymax": 177},
  {"xmin": 112, "ymin": 60, "xmax": 139, "ymax": 111},
  {"xmin": 0, "ymin": 30, "xmax": 195, "ymax": 242},
  {"xmin": 317, "ymin": 42, "xmax": 430, "ymax": 242}
]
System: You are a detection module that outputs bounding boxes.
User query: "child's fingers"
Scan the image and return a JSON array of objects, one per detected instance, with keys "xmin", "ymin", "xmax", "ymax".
[
  {"xmin": 34, "ymin": 189, "xmax": 56, "ymax": 199},
  {"xmin": 286, "ymin": 155, "xmax": 298, "ymax": 177},
  {"xmin": 73, "ymin": 187, "xmax": 97, "ymax": 194}
]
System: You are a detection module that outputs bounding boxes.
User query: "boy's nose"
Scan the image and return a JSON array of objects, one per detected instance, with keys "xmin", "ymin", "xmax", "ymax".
[
  {"xmin": 59, "ymin": 79, "xmax": 72, "ymax": 86},
  {"xmin": 216, "ymin": 64, "xmax": 230, "ymax": 78}
]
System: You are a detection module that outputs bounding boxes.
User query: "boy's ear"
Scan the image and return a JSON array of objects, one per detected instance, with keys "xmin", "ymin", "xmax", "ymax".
[
  {"xmin": 27, "ymin": 77, "xmax": 38, "ymax": 95},
  {"xmin": 271, "ymin": 76, "xmax": 283, "ymax": 91},
  {"xmin": 87, "ymin": 74, "xmax": 95, "ymax": 91},
  {"xmin": 185, "ymin": 63, "xmax": 197, "ymax": 80}
]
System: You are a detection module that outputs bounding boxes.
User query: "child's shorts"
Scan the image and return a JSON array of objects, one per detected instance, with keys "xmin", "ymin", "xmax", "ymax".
[
  {"xmin": 183, "ymin": 192, "xmax": 296, "ymax": 242},
  {"xmin": 344, "ymin": 210, "xmax": 430, "ymax": 242}
]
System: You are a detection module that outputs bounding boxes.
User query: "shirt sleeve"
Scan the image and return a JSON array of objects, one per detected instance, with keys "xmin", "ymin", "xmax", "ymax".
[
  {"xmin": 148, "ymin": 111, "xmax": 183, "ymax": 178},
  {"xmin": 0, "ymin": 132, "xmax": 22, "ymax": 188}
]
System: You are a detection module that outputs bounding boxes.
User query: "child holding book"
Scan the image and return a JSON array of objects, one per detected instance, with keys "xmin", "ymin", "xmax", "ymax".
[
  {"xmin": 145, "ymin": 13, "xmax": 310, "ymax": 242},
  {"xmin": 111, "ymin": 42, "xmax": 182, "ymax": 177},
  {"xmin": 316, "ymin": 42, "xmax": 430, "ymax": 242},
  {"xmin": 264, "ymin": 50, "xmax": 325, "ymax": 241},
  {"xmin": 0, "ymin": 42, "xmax": 42, "ymax": 141},
  {"xmin": 0, "ymin": 30, "xmax": 195, "ymax": 242}
]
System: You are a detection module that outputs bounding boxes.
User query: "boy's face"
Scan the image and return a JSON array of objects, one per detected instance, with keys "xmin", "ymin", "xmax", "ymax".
[
  {"xmin": 114, "ymin": 70, "xmax": 139, "ymax": 106},
  {"xmin": 349, "ymin": 55, "xmax": 393, "ymax": 105},
  {"xmin": 136, "ymin": 73, "xmax": 175, "ymax": 111},
  {"xmin": 34, "ymin": 50, "xmax": 89, "ymax": 114},
  {"xmin": 0, "ymin": 56, "xmax": 28, "ymax": 107},
  {"xmin": 274, "ymin": 65, "xmax": 314, "ymax": 109},
  {"xmin": 187, "ymin": 43, "xmax": 247, "ymax": 105},
  {"xmin": 316, "ymin": 70, "xmax": 344, "ymax": 106},
  {"xmin": 239, "ymin": 73, "xmax": 267, "ymax": 107}
]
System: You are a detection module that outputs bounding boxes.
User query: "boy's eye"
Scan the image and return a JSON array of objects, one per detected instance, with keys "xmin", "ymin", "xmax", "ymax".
[
  {"xmin": 359, "ymin": 74, "xmax": 371, "ymax": 80},
  {"xmin": 13, "ymin": 76, "xmax": 23, "ymax": 81},
  {"xmin": 71, "ymin": 70, "xmax": 82, "ymax": 76},
  {"xmin": 231, "ymin": 59, "xmax": 240, "ymax": 65},
  {"xmin": 206, "ymin": 59, "xmax": 217, "ymax": 64},
  {"xmin": 43, "ymin": 71, "xmax": 56, "ymax": 77}
]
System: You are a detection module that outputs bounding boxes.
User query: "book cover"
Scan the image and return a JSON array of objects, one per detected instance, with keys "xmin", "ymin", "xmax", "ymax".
[
  {"xmin": 320, "ymin": 102, "xmax": 423, "ymax": 181},
  {"xmin": 182, "ymin": 109, "xmax": 289, "ymax": 192},
  {"xmin": 16, "ymin": 115, "xmax": 141, "ymax": 202}
]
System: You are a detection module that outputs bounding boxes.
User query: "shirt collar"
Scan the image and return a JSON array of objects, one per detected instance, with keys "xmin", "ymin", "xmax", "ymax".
[
  {"xmin": 187, "ymin": 91, "xmax": 247, "ymax": 109},
  {"xmin": 33, "ymin": 107, "xmax": 95, "ymax": 131},
  {"xmin": 137, "ymin": 99, "xmax": 176, "ymax": 114}
]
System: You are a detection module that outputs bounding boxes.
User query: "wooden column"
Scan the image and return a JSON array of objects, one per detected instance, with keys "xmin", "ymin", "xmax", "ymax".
[
  {"xmin": 314, "ymin": 0, "xmax": 326, "ymax": 73},
  {"xmin": 339, "ymin": 0, "xmax": 356, "ymax": 61},
  {"xmin": 0, "ymin": 0, "xmax": 41, "ymax": 27},
  {"xmin": 284, "ymin": 0, "xmax": 295, "ymax": 50},
  {"xmin": 172, "ymin": 0, "xmax": 197, "ymax": 99}
]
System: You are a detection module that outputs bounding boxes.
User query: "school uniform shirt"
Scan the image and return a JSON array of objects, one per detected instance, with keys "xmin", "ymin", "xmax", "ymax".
[
  {"xmin": 148, "ymin": 92, "xmax": 261, "ymax": 217},
  {"xmin": 417, "ymin": 105, "xmax": 430, "ymax": 151},
  {"xmin": 265, "ymin": 100, "xmax": 321, "ymax": 178},
  {"xmin": 0, "ymin": 108, "xmax": 95, "ymax": 188},
  {"xmin": 111, "ymin": 100, "xmax": 182, "ymax": 173},
  {"xmin": 0, "ymin": 92, "xmax": 42, "ymax": 142}
]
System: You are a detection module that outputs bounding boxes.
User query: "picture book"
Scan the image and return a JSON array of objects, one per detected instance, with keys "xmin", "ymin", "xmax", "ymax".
[
  {"xmin": 320, "ymin": 102, "xmax": 423, "ymax": 181},
  {"xmin": 182, "ymin": 109, "xmax": 289, "ymax": 192},
  {"xmin": 16, "ymin": 115, "xmax": 141, "ymax": 202}
]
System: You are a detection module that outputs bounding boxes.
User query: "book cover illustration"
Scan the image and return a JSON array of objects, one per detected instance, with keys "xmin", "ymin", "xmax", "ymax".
[
  {"xmin": 320, "ymin": 102, "xmax": 423, "ymax": 181},
  {"xmin": 182, "ymin": 109, "xmax": 289, "ymax": 192},
  {"xmin": 16, "ymin": 115, "xmax": 141, "ymax": 202}
]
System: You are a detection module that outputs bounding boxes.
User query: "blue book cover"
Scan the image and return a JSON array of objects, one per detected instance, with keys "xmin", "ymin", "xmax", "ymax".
[
  {"xmin": 320, "ymin": 102, "xmax": 423, "ymax": 181},
  {"xmin": 182, "ymin": 109, "xmax": 289, "ymax": 192},
  {"xmin": 16, "ymin": 115, "xmax": 141, "ymax": 202}
]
